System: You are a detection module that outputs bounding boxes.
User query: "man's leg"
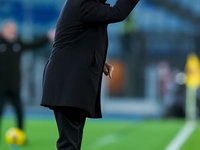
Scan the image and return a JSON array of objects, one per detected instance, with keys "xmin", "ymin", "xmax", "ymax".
[
  {"xmin": 53, "ymin": 107, "xmax": 86, "ymax": 150},
  {"xmin": 0, "ymin": 94, "xmax": 5, "ymax": 123},
  {"xmin": 0, "ymin": 94, "xmax": 5, "ymax": 141},
  {"xmin": 10, "ymin": 92, "xmax": 23, "ymax": 130}
]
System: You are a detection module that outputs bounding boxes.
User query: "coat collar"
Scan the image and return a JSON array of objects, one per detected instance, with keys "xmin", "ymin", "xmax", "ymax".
[
  {"xmin": 98, "ymin": 0, "xmax": 110, "ymax": 6},
  {"xmin": 99, "ymin": 0, "xmax": 106, "ymax": 3}
]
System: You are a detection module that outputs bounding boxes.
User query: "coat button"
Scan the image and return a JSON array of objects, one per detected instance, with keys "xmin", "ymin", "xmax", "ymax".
[{"xmin": 0, "ymin": 44, "xmax": 7, "ymax": 52}]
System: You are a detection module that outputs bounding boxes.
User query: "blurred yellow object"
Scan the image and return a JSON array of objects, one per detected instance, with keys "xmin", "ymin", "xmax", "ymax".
[
  {"xmin": 185, "ymin": 53, "xmax": 200, "ymax": 89},
  {"xmin": 5, "ymin": 127, "xmax": 26, "ymax": 146}
]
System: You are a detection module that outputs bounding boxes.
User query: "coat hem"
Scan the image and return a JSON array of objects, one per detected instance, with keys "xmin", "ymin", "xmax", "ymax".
[{"xmin": 40, "ymin": 104, "xmax": 102, "ymax": 118}]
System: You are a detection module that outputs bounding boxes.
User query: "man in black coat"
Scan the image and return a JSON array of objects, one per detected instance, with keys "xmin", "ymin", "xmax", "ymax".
[
  {"xmin": 0, "ymin": 20, "xmax": 54, "ymax": 134},
  {"xmin": 41, "ymin": 0, "xmax": 140, "ymax": 149}
]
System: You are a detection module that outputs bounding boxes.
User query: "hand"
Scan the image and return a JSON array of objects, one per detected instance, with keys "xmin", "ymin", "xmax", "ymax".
[
  {"xmin": 47, "ymin": 29, "xmax": 55, "ymax": 42},
  {"xmin": 103, "ymin": 62, "xmax": 114, "ymax": 78}
]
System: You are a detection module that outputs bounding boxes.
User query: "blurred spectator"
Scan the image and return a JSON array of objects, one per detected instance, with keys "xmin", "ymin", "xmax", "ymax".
[
  {"xmin": 0, "ymin": 20, "xmax": 54, "ymax": 135},
  {"xmin": 119, "ymin": 14, "xmax": 145, "ymax": 97},
  {"xmin": 164, "ymin": 71, "xmax": 187, "ymax": 118},
  {"xmin": 163, "ymin": 69, "xmax": 200, "ymax": 118},
  {"xmin": 121, "ymin": 15, "xmax": 135, "ymax": 56},
  {"xmin": 164, "ymin": 79, "xmax": 186, "ymax": 118},
  {"xmin": 157, "ymin": 61, "xmax": 187, "ymax": 118},
  {"xmin": 157, "ymin": 61, "xmax": 172, "ymax": 100}
]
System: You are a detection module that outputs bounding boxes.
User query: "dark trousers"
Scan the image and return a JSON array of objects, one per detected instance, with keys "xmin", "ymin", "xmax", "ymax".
[
  {"xmin": 0, "ymin": 91, "xmax": 23, "ymax": 129},
  {"xmin": 53, "ymin": 107, "xmax": 86, "ymax": 150}
]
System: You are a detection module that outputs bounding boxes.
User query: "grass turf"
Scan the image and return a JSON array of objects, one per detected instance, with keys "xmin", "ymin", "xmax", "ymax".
[{"xmin": 0, "ymin": 118, "xmax": 199, "ymax": 150}]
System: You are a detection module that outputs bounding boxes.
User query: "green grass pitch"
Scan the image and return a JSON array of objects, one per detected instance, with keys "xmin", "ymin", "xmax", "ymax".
[{"xmin": 0, "ymin": 118, "xmax": 199, "ymax": 150}]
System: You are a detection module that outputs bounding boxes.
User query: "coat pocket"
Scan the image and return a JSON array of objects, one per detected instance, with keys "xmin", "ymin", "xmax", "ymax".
[{"xmin": 89, "ymin": 50, "xmax": 102, "ymax": 75}]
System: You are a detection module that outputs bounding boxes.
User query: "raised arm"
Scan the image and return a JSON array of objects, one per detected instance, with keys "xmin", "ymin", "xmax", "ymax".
[
  {"xmin": 21, "ymin": 29, "xmax": 55, "ymax": 51},
  {"xmin": 21, "ymin": 37, "xmax": 49, "ymax": 50},
  {"xmin": 80, "ymin": 0, "xmax": 140, "ymax": 24}
]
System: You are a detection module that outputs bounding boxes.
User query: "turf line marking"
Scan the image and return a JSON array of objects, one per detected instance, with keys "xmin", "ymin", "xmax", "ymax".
[
  {"xmin": 165, "ymin": 121, "xmax": 196, "ymax": 150},
  {"xmin": 91, "ymin": 134, "xmax": 119, "ymax": 149}
]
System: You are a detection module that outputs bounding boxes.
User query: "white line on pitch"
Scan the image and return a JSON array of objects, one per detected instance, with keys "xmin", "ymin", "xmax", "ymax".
[
  {"xmin": 90, "ymin": 134, "xmax": 119, "ymax": 149},
  {"xmin": 165, "ymin": 120, "xmax": 196, "ymax": 150}
]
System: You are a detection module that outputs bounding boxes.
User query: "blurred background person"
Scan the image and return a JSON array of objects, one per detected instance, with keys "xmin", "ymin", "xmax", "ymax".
[
  {"xmin": 157, "ymin": 61, "xmax": 172, "ymax": 101},
  {"xmin": 0, "ymin": 20, "xmax": 54, "ymax": 136},
  {"xmin": 163, "ymin": 70, "xmax": 186, "ymax": 118}
]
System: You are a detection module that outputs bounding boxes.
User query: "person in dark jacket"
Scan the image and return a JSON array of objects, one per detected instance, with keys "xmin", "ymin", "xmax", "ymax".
[
  {"xmin": 41, "ymin": 0, "xmax": 140, "ymax": 149},
  {"xmin": 0, "ymin": 20, "xmax": 54, "ymax": 134}
]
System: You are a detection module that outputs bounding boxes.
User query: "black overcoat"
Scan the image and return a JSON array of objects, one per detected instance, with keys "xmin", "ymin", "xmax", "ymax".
[
  {"xmin": 0, "ymin": 36, "xmax": 49, "ymax": 93},
  {"xmin": 41, "ymin": 0, "xmax": 139, "ymax": 118}
]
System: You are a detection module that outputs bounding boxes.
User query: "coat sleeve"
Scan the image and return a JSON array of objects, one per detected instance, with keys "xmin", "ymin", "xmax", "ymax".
[
  {"xmin": 80, "ymin": 0, "xmax": 140, "ymax": 24},
  {"xmin": 21, "ymin": 37, "xmax": 49, "ymax": 51}
]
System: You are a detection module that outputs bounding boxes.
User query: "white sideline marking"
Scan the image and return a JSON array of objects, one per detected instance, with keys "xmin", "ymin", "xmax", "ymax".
[
  {"xmin": 165, "ymin": 121, "xmax": 196, "ymax": 150},
  {"xmin": 91, "ymin": 134, "xmax": 119, "ymax": 149}
]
